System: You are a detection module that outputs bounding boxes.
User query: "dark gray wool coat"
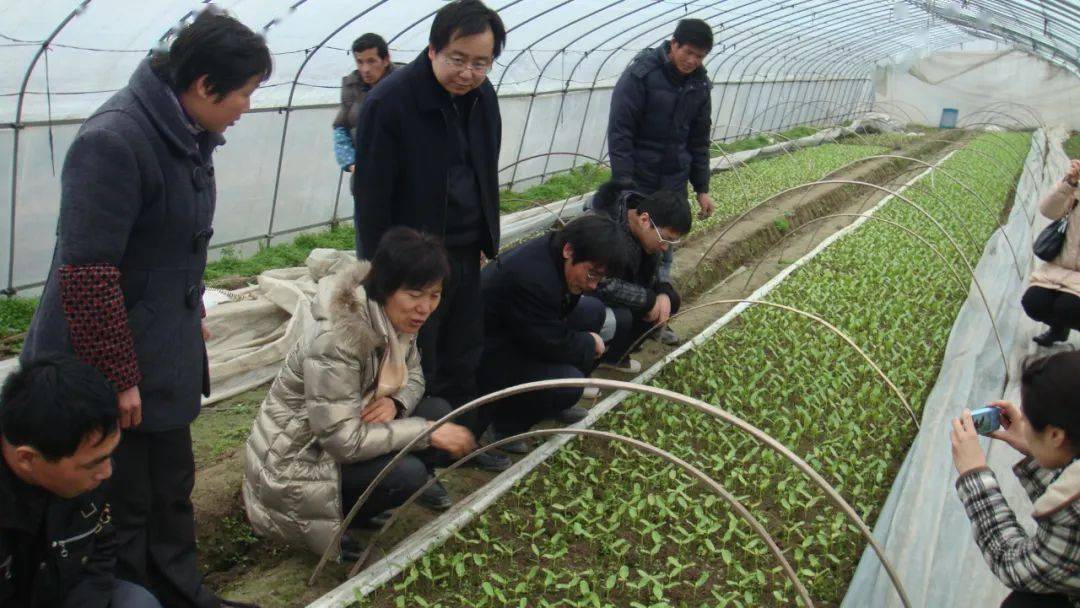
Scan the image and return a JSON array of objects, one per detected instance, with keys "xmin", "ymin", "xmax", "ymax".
[{"xmin": 21, "ymin": 59, "xmax": 220, "ymax": 432}]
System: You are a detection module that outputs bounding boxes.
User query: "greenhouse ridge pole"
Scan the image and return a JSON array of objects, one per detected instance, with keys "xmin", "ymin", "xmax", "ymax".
[{"xmin": 6, "ymin": 0, "xmax": 92, "ymax": 296}]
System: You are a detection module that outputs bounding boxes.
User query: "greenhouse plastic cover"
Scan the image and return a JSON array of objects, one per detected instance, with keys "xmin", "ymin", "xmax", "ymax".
[
  {"xmin": 2, "ymin": 1, "xmax": 1078, "ymax": 295},
  {"xmin": 842, "ymin": 128, "xmax": 1068, "ymax": 607}
]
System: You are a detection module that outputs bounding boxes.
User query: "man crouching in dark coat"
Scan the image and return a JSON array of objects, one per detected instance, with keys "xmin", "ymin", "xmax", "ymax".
[{"xmin": 476, "ymin": 215, "xmax": 628, "ymax": 453}]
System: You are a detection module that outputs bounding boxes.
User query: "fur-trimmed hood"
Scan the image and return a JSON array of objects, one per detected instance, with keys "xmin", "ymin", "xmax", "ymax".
[
  {"xmin": 1033, "ymin": 457, "xmax": 1080, "ymax": 517},
  {"xmin": 310, "ymin": 258, "xmax": 386, "ymax": 357}
]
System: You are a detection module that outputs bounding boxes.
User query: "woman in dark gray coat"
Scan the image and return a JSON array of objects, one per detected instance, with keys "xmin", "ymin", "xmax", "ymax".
[{"xmin": 20, "ymin": 9, "xmax": 271, "ymax": 608}]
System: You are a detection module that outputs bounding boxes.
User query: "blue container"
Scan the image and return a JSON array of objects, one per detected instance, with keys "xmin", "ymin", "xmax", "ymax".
[{"xmin": 939, "ymin": 108, "xmax": 959, "ymax": 129}]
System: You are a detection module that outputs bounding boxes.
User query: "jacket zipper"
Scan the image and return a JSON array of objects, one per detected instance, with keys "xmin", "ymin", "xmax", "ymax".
[{"xmin": 51, "ymin": 523, "xmax": 102, "ymax": 558}]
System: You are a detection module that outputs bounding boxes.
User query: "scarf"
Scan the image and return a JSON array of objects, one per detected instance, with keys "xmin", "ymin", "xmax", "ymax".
[{"xmin": 362, "ymin": 297, "xmax": 411, "ymax": 405}]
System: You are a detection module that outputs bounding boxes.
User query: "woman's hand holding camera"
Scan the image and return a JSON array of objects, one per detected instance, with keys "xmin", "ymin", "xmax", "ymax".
[
  {"xmin": 951, "ymin": 401, "xmax": 1032, "ymax": 475},
  {"xmin": 988, "ymin": 400, "xmax": 1031, "ymax": 457},
  {"xmin": 950, "ymin": 409, "xmax": 987, "ymax": 475}
]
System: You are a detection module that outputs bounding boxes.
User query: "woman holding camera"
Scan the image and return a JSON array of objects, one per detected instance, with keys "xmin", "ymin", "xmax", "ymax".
[
  {"xmin": 950, "ymin": 352, "xmax": 1080, "ymax": 608},
  {"xmin": 242, "ymin": 228, "xmax": 477, "ymax": 558},
  {"xmin": 1022, "ymin": 160, "xmax": 1080, "ymax": 346}
]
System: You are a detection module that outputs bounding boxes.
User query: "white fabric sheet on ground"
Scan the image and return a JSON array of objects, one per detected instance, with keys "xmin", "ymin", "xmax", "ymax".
[{"xmin": 841, "ymin": 127, "xmax": 1067, "ymax": 607}]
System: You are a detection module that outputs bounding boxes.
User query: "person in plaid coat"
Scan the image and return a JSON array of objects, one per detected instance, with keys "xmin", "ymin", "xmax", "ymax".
[{"xmin": 951, "ymin": 352, "xmax": 1080, "ymax": 608}]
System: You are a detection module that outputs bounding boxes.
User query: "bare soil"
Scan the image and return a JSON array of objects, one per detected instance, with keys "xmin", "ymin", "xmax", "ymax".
[{"xmin": 192, "ymin": 133, "xmax": 971, "ymax": 606}]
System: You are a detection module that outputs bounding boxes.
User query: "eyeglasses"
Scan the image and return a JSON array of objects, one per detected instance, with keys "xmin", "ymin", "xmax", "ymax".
[
  {"xmin": 651, "ymin": 220, "xmax": 683, "ymax": 246},
  {"xmin": 440, "ymin": 53, "xmax": 494, "ymax": 75},
  {"xmin": 584, "ymin": 267, "xmax": 606, "ymax": 283}
]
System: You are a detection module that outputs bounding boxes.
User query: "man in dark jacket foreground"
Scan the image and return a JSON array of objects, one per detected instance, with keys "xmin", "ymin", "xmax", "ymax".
[
  {"xmin": 478, "ymin": 215, "xmax": 628, "ymax": 453},
  {"xmin": 607, "ymin": 18, "xmax": 715, "ymax": 345},
  {"xmin": 570, "ymin": 182, "xmax": 691, "ymax": 370},
  {"xmin": 20, "ymin": 9, "xmax": 271, "ymax": 608},
  {"xmin": 352, "ymin": 0, "xmax": 506, "ymax": 427},
  {"xmin": 0, "ymin": 358, "xmax": 159, "ymax": 608}
]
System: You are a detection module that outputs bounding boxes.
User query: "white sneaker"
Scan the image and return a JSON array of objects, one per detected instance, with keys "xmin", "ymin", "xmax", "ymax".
[{"xmin": 582, "ymin": 386, "xmax": 601, "ymax": 399}]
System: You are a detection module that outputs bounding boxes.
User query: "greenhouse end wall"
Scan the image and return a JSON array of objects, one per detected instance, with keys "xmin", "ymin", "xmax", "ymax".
[{"xmin": 874, "ymin": 48, "xmax": 1080, "ymax": 129}]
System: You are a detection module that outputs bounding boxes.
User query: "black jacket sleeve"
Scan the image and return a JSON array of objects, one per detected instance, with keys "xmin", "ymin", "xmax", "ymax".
[
  {"xmin": 593, "ymin": 277, "xmax": 656, "ymax": 316},
  {"xmin": 504, "ymin": 279, "xmax": 596, "ymax": 369},
  {"xmin": 688, "ymin": 88, "xmax": 712, "ymax": 194},
  {"xmin": 352, "ymin": 97, "xmax": 400, "ymax": 259},
  {"xmin": 607, "ymin": 71, "xmax": 645, "ymax": 186}
]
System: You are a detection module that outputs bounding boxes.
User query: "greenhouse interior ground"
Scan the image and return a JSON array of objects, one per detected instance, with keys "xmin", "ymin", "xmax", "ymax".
[{"xmin": 3, "ymin": 1, "xmax": 1080, "ymax": 607}]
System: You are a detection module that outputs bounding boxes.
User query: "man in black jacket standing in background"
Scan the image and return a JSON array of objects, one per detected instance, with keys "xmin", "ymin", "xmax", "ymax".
[
  {"xmin": 352, "ymin": 0, "xmax": 505, "ymax": 426},
  {"xmin": 606, "ymin": 19, "xmax": 715, "ymax": 345}
]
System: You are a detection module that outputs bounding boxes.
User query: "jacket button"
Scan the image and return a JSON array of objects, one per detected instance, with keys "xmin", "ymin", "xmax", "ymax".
[
  {"xmin": 81, "ymin": 556, "xmax": 88, "ymax": 565},
  {"xmin": 186, "ymin": 285, "xmax": 200, "ymax": 310},
  {"xmin": 39, "ymin": 562, "xmax": 46, "ymax": 570}
]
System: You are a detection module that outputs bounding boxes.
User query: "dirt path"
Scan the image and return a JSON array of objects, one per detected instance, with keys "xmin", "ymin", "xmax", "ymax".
[{"xmin": 193, "ymin": 133, "xmax": 971, "ymax": 606}]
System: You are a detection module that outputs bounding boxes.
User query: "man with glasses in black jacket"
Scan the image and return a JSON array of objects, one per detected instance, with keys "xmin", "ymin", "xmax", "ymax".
[{"xmin": 352, "ymin": 0, "xmax": 510, "ymax": 474}]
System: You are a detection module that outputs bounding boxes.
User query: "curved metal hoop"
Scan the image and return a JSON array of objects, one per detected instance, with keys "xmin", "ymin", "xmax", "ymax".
[
  {"xmin": 815, "ymin": 153, "xmax": 1023, "ymax": 277},
  {"xmin": 350, "ymin": 427, "xmax": 815, "ymax": 607},
  {"xmin": 310, "ymin": 378, "xmax": 913, "ymax": 608},
  {"xmin": 612, "ymin": 298, "xmax": 917, "ymax": 427},
  {"xmin": 687, "ymin": 145, "xmax": 958, "ymax": 290},
  {"xmin": 731, "ymin": 213, "xmax": 1011, "ymax": 374},
  {"xmin": 771, "ymin": 179, "xmax": 1009, "ymax": 376}
]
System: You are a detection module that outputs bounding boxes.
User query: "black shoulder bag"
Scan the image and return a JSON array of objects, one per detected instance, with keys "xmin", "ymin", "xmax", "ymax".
[{"xmin": 1034, "ymin": 198, "xmax": 1077, "ymax": 262}]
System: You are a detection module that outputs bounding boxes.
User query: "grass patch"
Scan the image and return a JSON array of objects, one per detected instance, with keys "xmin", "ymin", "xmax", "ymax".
[
  {"xmin": 499, "ymin": 164, "xmax": 610, "ymax": 214},
  {"xmin": 191, "ymin": 388, "xmax": 265, "ymax": 469},
  {"xmin": 0, "ymin": 297, "xmax": 36, "ymax": 343},
  {"xmin": 203, "ymin": 224, "xmax": 356, "ymax": 284},
  {"xmin": 711, "ymin": 126, "xmax": 821, "ymax": 156},
  {"xmin": 1065, "ymin": 131, "xmax": 1080, "ymax": 160}
]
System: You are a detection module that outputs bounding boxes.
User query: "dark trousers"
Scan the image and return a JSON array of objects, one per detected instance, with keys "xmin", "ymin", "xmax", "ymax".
[
  {"xmin": 108, "ymin": 428, "xmax": 218, "ymax": 608},
  {"xmin": 340, "ymin": 397, "xmax": 453, "ymax": 525},
  {"xmin": 419, "ymin": 245, "xmax": 483, "ymax": 408},
  {"xmin": 477, "ymin": 350, "xmax": 585, "ymax": 437},
  {"xmin": 1021, "ymin": 286, "xmax": 1080, "ymax": 330},
  {"xmin": 567, "ymin": 295, "xmax": 652, "ymax": 365},
  {"xmin": 112, "ymin": 580, "xmax": 163, "ymax": 608},
  {"xmin": 1000, "ymin": 590, "xmax": 1074, "ymax": 607}
]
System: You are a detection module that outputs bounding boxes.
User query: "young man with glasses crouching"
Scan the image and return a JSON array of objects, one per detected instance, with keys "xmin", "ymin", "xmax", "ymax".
[{"xmin": 569, "ymin": 182, "xmax": 692, "ymax": 374}]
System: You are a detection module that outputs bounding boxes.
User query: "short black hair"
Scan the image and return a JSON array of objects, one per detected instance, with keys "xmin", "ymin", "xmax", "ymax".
[
  {"xmin": 636, "ymin": 190, "xmax": 692, "ymax": 235},
  {"xmin": 0, "ymin": 358, "xmax": 118, "ymax": 461},
  {"xmin": 673, "ymin": 19, "xmax": 714, "ymax": 53},
  {"xmin": 429, "ymin": 0, "xmax": 507, "ymax": 60},
  {"xmin": 554, "ymin": 215, "xmax": 629, "ymax": 275},
  {"xmin": 352, "ymin": 33, "xmax": 389, "ymax": 59},
  {"xmin": 1021, "ymin": 352, "xmax": 1080, "ymax": 452},
  {"xmin": 151, "ymin": 7, "xmax": 273, "ymax": 98},
  {"xmin": 363, "ymin": 227, "xmax": 451, "ymax": 304}
]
